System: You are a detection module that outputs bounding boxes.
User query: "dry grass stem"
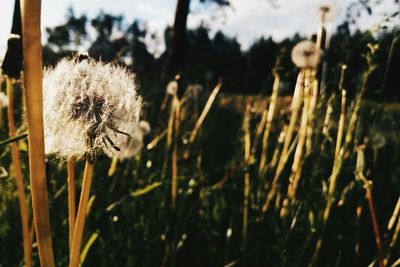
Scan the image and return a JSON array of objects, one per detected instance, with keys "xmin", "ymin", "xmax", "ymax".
[
  {"xmin": 243, "ymin": 105, "xmax": 251, "ymax": 241},
  {"xmin": 334, "ymin": 65, "xmax": 347, "ymax": 158},
  {"xmin": 21, "ymin": 0, "xmax": 55, "ymax": 265},
  {"xmin": 188, "ymin": 82, "xmax": 222, "ymax": 145},
  {"xmin": 69, "ymin": 160, "xmax": 94, "ymax": 267},
  {"xmin": 6, "ymin": 77, "xmax": 32, "ymax": 267},
  {"xmin": 262, "ymin": 71, "xmax": 304, "ymax": 212},
  {"xmin": 67, "ymin": 157, "xmax": 76, "ymax": 251},
  {"xmin": 287, "ymin": 70, "xmax": 312, "ymax": 201},
  {"xmin": 258, "ymin": 73, "xmax": 280, "ymax": 173}
]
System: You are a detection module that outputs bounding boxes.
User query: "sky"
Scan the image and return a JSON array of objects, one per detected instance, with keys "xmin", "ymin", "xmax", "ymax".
[{"xmin": 0, "ymin": 0, "xmax": 398, "ymax": 56}]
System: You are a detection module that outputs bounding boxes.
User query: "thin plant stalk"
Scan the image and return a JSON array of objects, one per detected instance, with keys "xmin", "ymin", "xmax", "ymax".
[
  {"xmin": 107, "ymin": 156, "xmax": 118, "ymax": 177},
  {"xmin": 334, "ymin": 65, "xmax": 347, "ymax": 158},
  {"xmin": 184, "ymin": 82, "xmax": 221, "ymax": 158},
  {"xmin": 188, "ymin": 82, "xmax": 221, "ymax": 145},
  {"xmin": 322, "ymin": 99, "xmax": 333, "ymax": 138},
  {"xmin": 242, "ymin": 105, "xmax": 251, "ymax": 242},
  {"xmin": 69, "ymin": 160, "xmax": 94, "ymax": 267},
  {"xmin": 172, "ymin": 98, "xmax": 181, "ymax": 211},
  {"xmin": 67, "ymin": 157, "xmax": 76, "ymax": 251},
  {"xmin": 0, "ymin": 132, "xmax": 28, "ymax": 146},
  {"xmin": 258, "ymin": 73, "xmax": 280, "ymax": 173},
  {"xmin": 262, "ymin": 71, "xmax": 304, "ymax": 212},
  {"xmin": 388, "ymin": 197, "xmax": 400, "ymax": 231},
  {"xmin": 20, "ymin": 0, "xmax": 56, "ymax": 265},
  {"xmin": 310, "ymin": 61, "xmax": 377, "ymax": 266},
  {"xmin": 287, "ymin": 70, "xmax": 312, "ymax": 201},
  {"xmin": 316, "ymin": 10, "xmax": 331, "ymax": 94},
  {"xmin": 305, "ymin": 73, "xmax": 319, "ymax": 153},
  {"xmin": 6, "ymin": 77, "xmax": 32, "ymax": 267},
  {"xmin": 385, "ymin": 211, "xmax": 400, "ymax": 266},
  {"xmin": 357, "ymin": 173, "xmax": 384, "ymax": 267}
]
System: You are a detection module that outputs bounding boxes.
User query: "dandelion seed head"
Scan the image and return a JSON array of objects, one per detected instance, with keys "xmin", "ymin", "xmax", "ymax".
[
  {"xmin": 166, "ymin": 80, "xmax": 178, "ymax": 96},
  {"xmin": 314, "ymin": 0, "xmax": 341, "ymax": 22},
  {"xmin": 43, "ymin": 56, "xmax": 142, "ymax": 161},
  {"xmin": 291, "ymin": 40, "xmax": 320, "ymax": 68},
  {"xmin": 0, "ymin": 92, "xmax": 8, "ymax": 109}
]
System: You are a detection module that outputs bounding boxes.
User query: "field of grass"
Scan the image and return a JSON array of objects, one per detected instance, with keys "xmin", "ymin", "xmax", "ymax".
[
  {"xmin": 0, "ymin": 1, "xmax": 399, "ymax": 266},
  {"xmin": 1, "ymin": 68, "xmax": 400, "ymax": 266}
]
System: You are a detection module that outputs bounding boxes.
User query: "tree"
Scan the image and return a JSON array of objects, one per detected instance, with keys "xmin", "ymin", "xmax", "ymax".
[{"xmin": 168, "ymin": 0, "xmax": 230, "ymax": 78}]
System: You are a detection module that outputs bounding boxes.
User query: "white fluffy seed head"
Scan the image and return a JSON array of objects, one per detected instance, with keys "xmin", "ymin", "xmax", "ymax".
[
  {"xmin": 314, "ymin": 0, "xmax": 341, "ymax": 22},
  {"xmin": 166, "ymin": 80, "xmax": 178, "ymax": 96},
  {"xmin": 291, "ymin": 40, "xmax": 320, "ymax": 69},
  {"xmin": 43, "ymin": 57, "xmax": 142, "ymax": 161},
  {"xmin": 0, "ymin": 92, "xmax": 8, "ymax": 109}
]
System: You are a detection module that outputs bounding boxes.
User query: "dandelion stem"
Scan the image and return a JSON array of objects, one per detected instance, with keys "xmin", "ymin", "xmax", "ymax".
[
  {"xmin": 310, "ymin": 61, "xmax": 376, "ymax": 267},
  {"xmin": 67, "ymin": 157, "xmax": 76, "ymax": 251},
  {"xmin": 20, "ymin": 0, "xmax": 55, "ymax": 265},
  {"xmin": 188, "ymin": 82, "xmax": 221, "ymax": 145},
  {"xmin": 357, "ymin": 172, "xmax": 384, "ymax": 267},
  {"xmin": 305, "ymin": 72, "xmax": 319, "ymax": 154},
  {"xmin": 69, "ymin": 160, "xmax": 94, "ymax": 267},
  {"xmin": 243, "ymin": 104, "xmax": 251, "ymax": 242},
  {"xmin": 171, "ymin": 97, "xmax": 181, "ymax": 211},
  {"xmin": 6, "ymin": 77, "xmax": 32, "ymax": 267},
  {"xmin": 258, "ymin": 73, "xmax": 280, "ymax": 173},
  {"xmin": 334, "ymin": 65, "xmax": 347, "ymax": 158},
  {"xmin": 287, "ymin": 69, "xmax": 312, "ymax": 201},
  {"xmin": 262, "ymin": 71, "xmax": 304, "ymax": 212},
  {"xmin": 388, "ymin": 197, "xmax": 400, "ymax": 231}
]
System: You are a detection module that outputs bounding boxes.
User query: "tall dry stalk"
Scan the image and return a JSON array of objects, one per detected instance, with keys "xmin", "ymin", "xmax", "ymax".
[
  {"xmin": 287, "ymin": 70, "xmax": 312, "ymax": 201},
  {"xmin": 242, "ymin": 104, "xmax": 251, "ymax": 242},
  {"xmin": 388, "ymin": 197, "xmax": 400, "ymax": 231},
  {"xmin": 6, "ymin": 77, "xmax": 32, "ymax": 267},
  {"xmin": 69, "ymin": 160, "xmax": 94, "ymax": 267},
  {"xmin": 305, "ymin": 72, "xmax": 319, "ymax": 154},
  {"xmin": 166, "ymin": 96, "xmax": 181, "ymax": 211},
  {"xmin": 334, "ymin": 65, "xmax": 347, "ymax": 158},
  {"xmin": 355, "ymin": 146, "xmax": 383, "ymax": 267},
  {"xmin": 262, "ymin": 71, "xmax": 304, "ymax": 212},
  {"xmin": 385, "ymin": 197, "xmax": 400, "ymax": 266},
  {"xmin": 20, "ymin": 0, "xmax": 55, "ymax": 265},
  {"xmin": 67, "ymin": 157, "xmax": 76, "ymax": 250},
  {"xmin": 258, "ymin": 73, "xmax": 280, "ymax": 174},
  {"xmin": 359, "ymin": 174, "xmax": 384, "ymax": 267},
  {"xmin": 310, "ymin": 53, "xmax": 377, "ymax": 266},
  {"xmin": 187, "ymin": 82, "xmax": 221, "ymax": 145}
]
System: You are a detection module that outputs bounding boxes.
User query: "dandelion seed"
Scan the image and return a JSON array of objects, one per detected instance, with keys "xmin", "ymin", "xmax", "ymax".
[
  {"xmin": 291, "ymin": 41, "xmax": 320, "ymax": 69},
  {"xmin": 0, "ymin": 92, "xmax": 8, "ymax": 109},
  {"xmin": 43, "ymin": 56, "xmax": 142, "ymax": 161}
]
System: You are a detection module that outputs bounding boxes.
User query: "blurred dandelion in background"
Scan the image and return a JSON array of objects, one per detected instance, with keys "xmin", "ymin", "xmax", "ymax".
[
  {"xmin": 314, "ymin": 0, "xmax": 341, "ymax": 23},
  {"xmin": 0, "ymin": 92, "xmax": 8, "ymax": 109},
  {"xmin": 291, "ymin": 40, "xmax": 320, "ymax": 68}
]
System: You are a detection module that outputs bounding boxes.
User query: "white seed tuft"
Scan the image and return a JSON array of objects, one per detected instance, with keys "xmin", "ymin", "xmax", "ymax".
[
  {"xmin": 43, "ymin": 57, "xmax": 142, "ymax": 161},
  {"xmin": 315, "ymin": 0, "xmax": 341, "ymax": 22},
  {"xmin": 291, "ymin": 41, "xmax": 320, "ymax": 69},
  {"xmin": 0, "ymin": 92, "xmax": 8, "ymax": 109}
]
